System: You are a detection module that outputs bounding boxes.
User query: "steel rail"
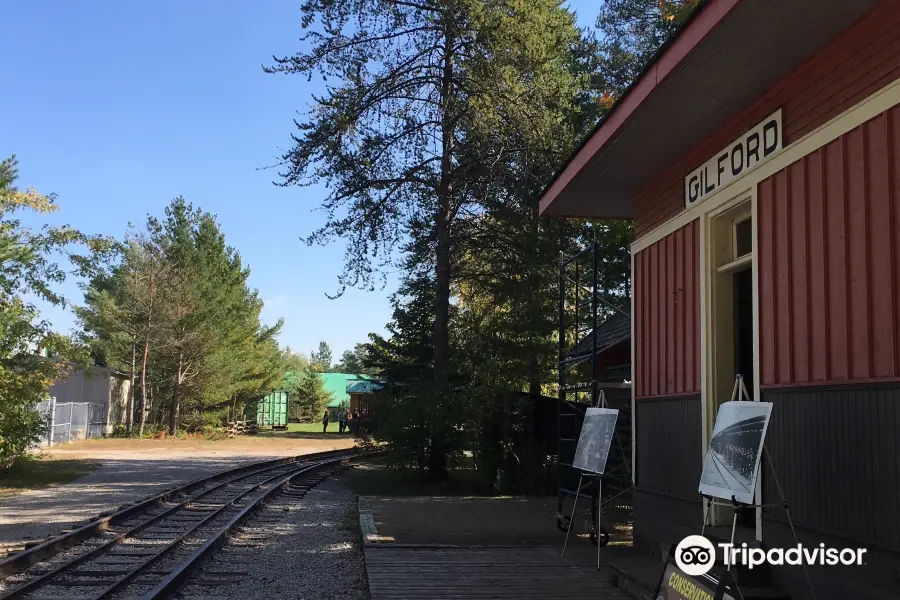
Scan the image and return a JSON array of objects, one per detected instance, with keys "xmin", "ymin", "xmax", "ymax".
[
  {"xmin": 142, "ymin": 455, "xmax": 350, "ymax": 599},
  {"xmin": 0, "ymin": 449, "xmax": 361, "ymax": 600},
  {"xmin": 0, "ymin": 448, "xmax": 357, "ymax": 589},
  {"xmin": 102, "ymin": 456, "xmax": 351, "ymax": 599},
  {"xmin": 0, "ymin": 458, "xmax": 330, "ymax": 599}
]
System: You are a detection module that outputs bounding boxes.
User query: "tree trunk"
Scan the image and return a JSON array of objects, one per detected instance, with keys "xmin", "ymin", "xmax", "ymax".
[
  {"xmin": 138, "ymin": 271, "xmax": 155, "ymax": 438},
  {"xmin": 527, "ymin": 197, "xmax": 542, "ymax": 398},
  {"xmin": 126, "ymin": 337, "xmax": 136, "ymax": 435},
  {"xmin": 169, "ymin": 350, "xmax": 183, "ymax": 436},
  {"xmin": 138, "ymin": 337, "xmax": 150, "ymax": 437},
  {"xmin": 428, "ymin": 24, "xmax": 455, "ymax": 480}
]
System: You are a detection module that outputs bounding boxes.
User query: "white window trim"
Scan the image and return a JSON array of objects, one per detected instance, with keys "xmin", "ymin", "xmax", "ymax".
[
  {"xmin": 733, "ymin": 215, "xmax": 752, "ymax": 261},
  {"xmin": 716, "ymin": 253, "xmax": 752, "ymax": 274}
]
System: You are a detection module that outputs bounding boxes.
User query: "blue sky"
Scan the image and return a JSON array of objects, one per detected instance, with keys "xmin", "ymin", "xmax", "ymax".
[{"xmin": 1, "ymin": 1, "xmax": 598, "ymax": 358}]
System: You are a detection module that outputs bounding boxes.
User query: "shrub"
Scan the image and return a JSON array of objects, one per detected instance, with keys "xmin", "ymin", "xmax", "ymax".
[
  {"xmin": 109, "ymin": 423, "xmax": 129, "ymax": 438},
  {"xmin": 180, "ymin": 409, "xmax": 225, "ymax": 434}
]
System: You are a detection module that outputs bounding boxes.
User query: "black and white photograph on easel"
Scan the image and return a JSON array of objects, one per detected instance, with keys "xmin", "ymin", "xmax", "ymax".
[
  {"xmin": 698, "ymin": 400, "xmax": 773, "ymax": 505},
  {"xmin": 572, "ymin": 407, "xmax": 618, "ymax": 474}
]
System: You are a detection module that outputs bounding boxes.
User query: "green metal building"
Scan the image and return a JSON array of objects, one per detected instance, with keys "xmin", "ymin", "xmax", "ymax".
[{"xmin": 320, "ymin": 373, "xmax": 369, "ymax": 415}]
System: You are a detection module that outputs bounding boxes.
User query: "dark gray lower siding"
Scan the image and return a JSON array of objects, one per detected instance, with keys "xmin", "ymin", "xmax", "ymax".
[
  {"xmin": 761, "ymin": 384, "xmax": 900, "ymax": 599},
  {"xmin": 762, "ymin": 519, "xmax": 900, "ymax": 600},
  {"xmin": 633, "ymin": 385, "xmax": 900, "ymax": 599},
  {"xmin": 633, "ymin": 395, "xmax": 702, "ymax": 551}
]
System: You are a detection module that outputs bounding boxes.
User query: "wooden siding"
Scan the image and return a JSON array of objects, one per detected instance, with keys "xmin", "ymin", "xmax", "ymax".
[
  {"xmin": 633, "ymin": 221, "xmax": 700, "ymax": 399},
  {"xmin": 758, "ymin": 106, "xmax": 900, "ymax": 386},
  {"xmin": 635, "ymin": 396, "xmax": 701, "ymax": 499},
  {"xmin": 634, "ymin": 0, "xmax": 900, "ymax": 238},
  {"xmin": 762, "ymin": 385, "xmax": 900, "ymax": 551}
]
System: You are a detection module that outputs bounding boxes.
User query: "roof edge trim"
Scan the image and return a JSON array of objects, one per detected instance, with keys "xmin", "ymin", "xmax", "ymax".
[{"xmin": 538, "ymin": 0, "xmax": 741, "ymax": 217}]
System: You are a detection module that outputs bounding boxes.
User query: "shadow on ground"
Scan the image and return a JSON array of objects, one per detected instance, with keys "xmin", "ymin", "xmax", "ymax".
[{"xmin": 0, "ymin": 455, "xmax": 269, "ymax": 545}]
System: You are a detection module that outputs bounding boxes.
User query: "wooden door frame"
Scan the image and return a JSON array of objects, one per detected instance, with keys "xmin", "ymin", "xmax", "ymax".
[{"xmin": 699, "ymin": 186, "xmax": 763, "ymax": 539}]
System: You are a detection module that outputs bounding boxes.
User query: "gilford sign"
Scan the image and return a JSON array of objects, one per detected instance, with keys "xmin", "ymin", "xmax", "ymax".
[{"xmin": 684, "ymin": 109, "xmax": 782, "ymax": 209}]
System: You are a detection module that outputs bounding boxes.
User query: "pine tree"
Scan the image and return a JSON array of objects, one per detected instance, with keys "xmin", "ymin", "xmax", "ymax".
[
  {"xmin": 596, "ymin": 0, "xmax": 702, "ymax": 94},
  {"xmin": 310, "ymin": 341, "xmax": 333, "ymax": 373},
  {"xmin": 80, "ymin": 197, "xmax": 284, "ymax": 435},
  {"xmin": 268, "ymin": 0, "xmax": 585, "ymax": 477}
]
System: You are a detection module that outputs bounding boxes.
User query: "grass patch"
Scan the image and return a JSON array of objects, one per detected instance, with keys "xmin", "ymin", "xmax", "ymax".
[
  {"xmin": 286, "ymin": 422, "xmax": 356, "ymax": 434},
  {"xmin": 253, "ymin": 422, "xmax": 357, "ymax": 440},
  {"xmin": 345, "ymin": 461, "xmax": 488, "ymax": 497},
  {"xmin": 288, "ymin": 422, "xmax": 329, "ymax": 433},
  {"xmin": 0, "ymin": 456, "xmax": 98, "ymax": 498}
]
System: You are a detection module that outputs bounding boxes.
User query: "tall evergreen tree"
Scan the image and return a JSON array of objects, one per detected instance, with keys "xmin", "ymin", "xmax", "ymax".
[
  {"xmin": 268, "ymin": 0, "xmax": 585, "ymax": 477},
  {"xmin": 364, "ymin": 217, "xmax": 443, "ymax": 470},
  {"xmin": 336, "ymin": 343, "xmax": 377, "ymax": 375},
  {"xmin": 310, "ymin": 341, "xmax": 333, "ymax": 373},
  {"xmin": 596, "ymin": 0, "xmax": 702, "ymax": 94},
  {"xmin": 80, "ymin": 197, "xmax": 284, "ymax": 435}
]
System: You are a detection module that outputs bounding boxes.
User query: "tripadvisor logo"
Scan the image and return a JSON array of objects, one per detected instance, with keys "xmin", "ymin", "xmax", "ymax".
[
  {"xmin": 674, "ymin": 536, "xmax": 716, "ymax": 576},
  {"xmin": 675, "ymin": 535, "xmax": 867, "ymax": 576}
]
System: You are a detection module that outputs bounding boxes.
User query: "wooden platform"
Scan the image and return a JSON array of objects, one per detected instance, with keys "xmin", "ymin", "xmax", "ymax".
[{"xmin": 364, "ymin": 546, "xmax": 632, "ymax": 599}]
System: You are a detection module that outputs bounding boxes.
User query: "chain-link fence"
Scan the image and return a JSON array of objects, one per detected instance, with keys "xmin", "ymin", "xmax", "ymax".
[{"xmin": 35, "ymin": 398, "xmax": 107, "ymax": 446}]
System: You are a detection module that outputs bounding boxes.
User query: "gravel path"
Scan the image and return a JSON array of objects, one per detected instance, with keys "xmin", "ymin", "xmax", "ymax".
[
  {"xmin": 0, "ymin": 456, "xmax": 257, "ymax": 552},
  {"xmin": 0, "ymin": 440, "xmax": 353, "ymax": 552},
  {"xmin": 178, "ymin": 476, "xmax": 369, "ymax": 600}
]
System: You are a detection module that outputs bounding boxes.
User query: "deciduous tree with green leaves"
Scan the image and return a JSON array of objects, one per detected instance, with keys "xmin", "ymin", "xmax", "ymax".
[{"xmin": 0, "ymin": 155, "xmax": 112, "ymax": 466}]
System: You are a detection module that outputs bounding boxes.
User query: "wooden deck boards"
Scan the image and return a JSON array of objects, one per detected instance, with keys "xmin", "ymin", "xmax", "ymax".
[{"xmin": 364, "ymin": 546, "xmax": 632, "ymax": 599}]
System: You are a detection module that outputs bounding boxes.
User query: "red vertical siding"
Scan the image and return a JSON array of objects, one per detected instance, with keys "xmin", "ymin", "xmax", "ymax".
[
  {"xmin": 674, "ymin": 227, "xmax": 685, "ymax": 393},
  {"xmin": 634, "ymin": 1, "xmax": 900, "ymax": 238},
  {"xmin": 826, "ymin": 140, "xmax": 850, "ymax": 381},
  {"xmin": 806, "ymin": 151, "xmax": 828, "ymax": 381},
  {"xmin": 634, "ymin": 221, "xmax": 700, "ymax": 399},
  {"xmin": 758, "ymin": 106, "xmax": 900, "ymax": 387},
  {"xmin": 774, "ymin": 169, "xmax": 792, "ymax": 383},
  {"xmin": 685, "ymin": 224, "xmax": 697, "ymax": 393},
  {"xmin": 758, "ymin": 177, "xmax": 776, "ymax": 386}
]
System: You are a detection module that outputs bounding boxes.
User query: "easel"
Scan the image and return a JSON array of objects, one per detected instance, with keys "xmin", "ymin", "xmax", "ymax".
[
  {"xmin": 561, "ymin": 390, "xmax": 646, "ymax": 571},
  {"xmin": 699, "ymin": 375, "xmax": 817, "ymax": 600}
]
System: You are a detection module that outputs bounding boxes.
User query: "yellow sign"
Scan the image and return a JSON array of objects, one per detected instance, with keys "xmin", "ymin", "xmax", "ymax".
[{"xmin": 655, "ymin": 562, "xmax": 738, "ymax": 600}]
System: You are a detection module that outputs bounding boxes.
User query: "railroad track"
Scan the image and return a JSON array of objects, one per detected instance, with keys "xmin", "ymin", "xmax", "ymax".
[{"xmin": 0, "ymin": 448, "xmax": 363, "ymax": 600}]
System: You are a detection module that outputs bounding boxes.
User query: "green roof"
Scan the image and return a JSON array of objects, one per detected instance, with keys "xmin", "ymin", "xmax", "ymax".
[{"xmin": 320, "ymin": 373, "xmax": 370, "ymax": 407}]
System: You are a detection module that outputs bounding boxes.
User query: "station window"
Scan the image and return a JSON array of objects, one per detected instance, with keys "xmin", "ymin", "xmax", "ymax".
[{"xmin": 734, "ymin": 217, "xmax": 752, "ymax": 259}]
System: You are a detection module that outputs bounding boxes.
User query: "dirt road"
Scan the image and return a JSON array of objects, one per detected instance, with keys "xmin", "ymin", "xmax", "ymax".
[{"xmin": 0, "ymin": 433, "xmax": 355, "ymax": 552}]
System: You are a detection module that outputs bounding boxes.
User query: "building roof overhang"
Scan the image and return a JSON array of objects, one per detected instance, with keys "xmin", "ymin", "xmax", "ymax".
[{"xmin": 538, "ymin": 0, "xmax": 879, "ymax": 220}]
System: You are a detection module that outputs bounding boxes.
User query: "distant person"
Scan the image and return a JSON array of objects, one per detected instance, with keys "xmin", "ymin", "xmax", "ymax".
[
  {"xmin": 345, "ymin": 410, "xmax": 352, "ymax": 434},
  {"xmin": 353, "ymin": 410, "xmax": 361, "ymax": 436},
  {"xmin": 322, "ymin": 410, "xmax": 329, "ymax": 434},
  {"xmin": 338, "ymin": 412, "xmax": 346, "ymax": 433}
]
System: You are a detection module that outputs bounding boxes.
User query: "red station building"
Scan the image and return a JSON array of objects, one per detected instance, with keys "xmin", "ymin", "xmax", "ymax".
[{"xmin": 540, "ymin": 1, "xmax": 900, "ymax": 598}]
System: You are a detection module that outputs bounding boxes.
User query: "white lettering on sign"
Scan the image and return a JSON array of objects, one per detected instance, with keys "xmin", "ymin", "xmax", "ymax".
[{"xmin": 684, "ymin": 109, "xmax": 782, "ymax": 209}]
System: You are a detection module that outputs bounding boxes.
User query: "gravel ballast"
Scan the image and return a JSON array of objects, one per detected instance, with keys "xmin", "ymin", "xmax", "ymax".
[
  {"xmin": 178, "ymin": 475, "xmax": 369, "ymax": 600},
  {"xmin": 0, "ymin": 440, "xmax": 354, "ymax": 552}
]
